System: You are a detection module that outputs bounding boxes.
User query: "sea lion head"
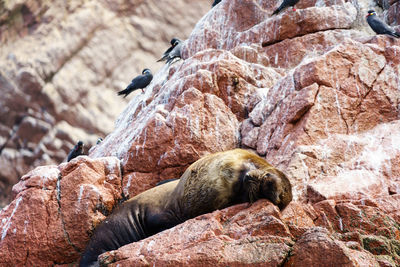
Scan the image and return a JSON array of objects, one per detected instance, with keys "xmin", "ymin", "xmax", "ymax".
[{"xmin": 243, "ymin": 168, "xmax": 292, "ymax": 210}]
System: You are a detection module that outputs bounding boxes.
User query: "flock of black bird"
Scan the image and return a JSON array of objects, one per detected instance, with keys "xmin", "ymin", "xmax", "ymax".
[{"xmin": 66, "ymin": 0, "xmax": 400, "ymax": 162}]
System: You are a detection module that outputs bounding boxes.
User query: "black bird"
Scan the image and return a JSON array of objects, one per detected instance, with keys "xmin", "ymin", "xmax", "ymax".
[
  {"xmin": 366, "ymin": 10, "xmax": 400, "ymax": 38},
  {"xmin": 212, "ymin": 0, "xmax": 221, "ymax": 7},
  {"xmin": 67, "ymin": 141, "xmax": 84, "ymax": 162},
  {"xmin": 157, "ymin": 38, "xmax": 183, "ymax": 64},
  {"xmin": 272, "ymin": 0, "xmax": 299, "ymax": 15},
  {"xmin": 157, "ymin": 38, "xmax": 180, "ymax": 62},
  {"xmin": 118, "ymin": 69, "xmax": 153, "ymax": 98}
]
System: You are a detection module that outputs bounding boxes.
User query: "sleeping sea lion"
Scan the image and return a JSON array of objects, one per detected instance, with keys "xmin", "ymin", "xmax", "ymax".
[{"xmin": 79, "ymin": 149, "xmax": 292, "ymax": 266}]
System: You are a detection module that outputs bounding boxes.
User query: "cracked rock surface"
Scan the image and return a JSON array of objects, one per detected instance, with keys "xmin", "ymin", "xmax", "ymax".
[
  {"xmin": 1, "ymin": 0, "xmax": 400, "ymax": 266},
  {"xmin": 0, "ymin": 156, "xmax": 122, "ymax": 266},
  {"xmin": 0, "ymin": 0, "xmax": 210, "ymax": 208}
]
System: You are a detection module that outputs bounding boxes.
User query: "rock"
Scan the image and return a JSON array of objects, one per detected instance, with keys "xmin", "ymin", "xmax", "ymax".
[
  {"xmin": 183, "ymin": 1, "xmax": 357, "ymax": 57},
  {"xmin": 294, "ymin": 120, "xmax": 400, "ymax": 202},
  {"xmin": 385, "ymin": 1, "xmax": 400, "ymax": 25},
  {"xmin": 248, "ymin": 29, "xmax": 365, "ymax": 69},
  {"xmin": 244, "ymin": 38, "xmax": 400, "ymax": 200},
  {"xmin": 281, "ymin": 202, "xmax": 317, "ymax": 239},
  {"xmin": 0, "ymin": 156, "xmax": 122, "ymax": 266},
  {"xmin": 285, "ymin": 227, "xmax": 379, "ymax": 266},
  {"xmin": 99, "ymin": 200, "xmax": 294, "ymax": 267},
  {"xmin": 89, "ymin": 50, "xmax": 282, "ymax": 197},
  {"xmin": 0, "ymin": 0, "xmax": 210, "ymax": 208},
  {"xmin": 362, "ymin": 235, "xmax": 393, "ymax": 256}
]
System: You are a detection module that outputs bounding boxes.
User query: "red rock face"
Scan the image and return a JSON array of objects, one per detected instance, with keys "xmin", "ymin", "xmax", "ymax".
[
  {"xmin": 0, "ymin": 156, "xmax": 122, "ymax": 266},
  {"xmin": 0, "ymin": 0, "xmax": 210, "ymax": 208},
  {"xmin": 100, "ymin": 200, "xmax": 293, "ymax": 267},
  {"xmin": 1, "ymin": 0, "xmax": 400, "ymax": 266},
  {"xmin": 386, "ymin": 1, "xmax": 400, "ymax": 25}
]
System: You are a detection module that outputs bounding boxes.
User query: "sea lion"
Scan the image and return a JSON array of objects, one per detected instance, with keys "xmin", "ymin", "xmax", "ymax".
[{"xmin": 79, "ymin": 149, "xmax": 292, "ymax": 266}]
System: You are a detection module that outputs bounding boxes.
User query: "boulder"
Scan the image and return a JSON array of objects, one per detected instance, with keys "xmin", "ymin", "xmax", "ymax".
[{"xmin": 0, "ymin": 156, "xmax": 122, "ymax": 266}]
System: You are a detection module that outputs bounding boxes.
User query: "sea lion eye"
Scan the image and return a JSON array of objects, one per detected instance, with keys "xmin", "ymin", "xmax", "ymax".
[{"xmin": 264, "ymin": 180, "xmax": 274, "ymax": 189}]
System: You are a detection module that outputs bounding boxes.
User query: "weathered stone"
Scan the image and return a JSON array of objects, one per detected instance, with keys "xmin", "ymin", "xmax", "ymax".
[
  {"xmin": 386, "ymin": 1, "xmax": 400, "ymax": 25},
  {"xmin": 362, "ymin": 235, "xmax": 393, "ymax": 255},
  {"xmin": 90, "ymin": 50, "xmax": 284, "ymax": 196},
  {"xmin": 285, "ymin": 227, "xmax": 379, "ymax": 266},
  {"xmin": 0, "ymin": 156, "xmax": 122, "ymax": 266},
  {"xmin": 0, "ymin": 0, "xmax": 210, "ymax": 208},
  {"xmin": 100, "ymin": 200, "xmax": 293, "ymax": 267}
]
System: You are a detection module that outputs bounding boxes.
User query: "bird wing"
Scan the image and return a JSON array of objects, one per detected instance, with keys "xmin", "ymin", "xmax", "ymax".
[
  {"xmin": 166, "ymin": 43, "xmax": 182, "ymax": 63},
  {"xmin": 369, "ymin": 16, "xmax": 397, "ymax": 36},
  {"xmin": 67, "ymin": 151, "xmax": 74, "ymax": 162},
  {"xmin": 67, "ymin": 146, "xmax": 77, "ymax": 162},
  {"xmin": 131, "ymin": 73, "xmax": 153, "ymax": 88},
  {"xmin": 118, "ymin": 73, "xmax": 152, "ymax": 97},
  {"xmin": 157, "ymin": 46, "xmax": 174, "ymax": 62},
  {"xmin": 291, "ymin": 0, "xmax": 300, "ymax": 6}
]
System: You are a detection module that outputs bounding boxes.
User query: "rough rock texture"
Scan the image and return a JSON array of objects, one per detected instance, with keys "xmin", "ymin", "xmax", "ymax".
[
  {"xmin": 0, "ymin": 156, "xmax": 122, "ymax": 266},
  {"xmin": 0, "ymin": 0, "xmax": 210, "ymax": 208},
  {"xmin": 100, "ymin": 200, "xmax": 294, "ymax": 267},
  {"xmin": 1, "ymin": 0, "xmax": 400, "ymax": 266},
  {"xmin": 379, "ymin": 0, "xmax": 400, "ymax": 25}
]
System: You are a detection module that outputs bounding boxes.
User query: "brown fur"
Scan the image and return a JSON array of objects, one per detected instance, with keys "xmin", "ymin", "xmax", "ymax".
[
  {"xmin": 80, "ymin": 149, "xmax": 292, "ymax": 266},
  {"xmin": 171, "ymin": 149, "xmax": 292, "ymax": 219}
]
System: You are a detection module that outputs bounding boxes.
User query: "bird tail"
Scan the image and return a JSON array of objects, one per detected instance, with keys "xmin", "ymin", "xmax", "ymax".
[
  {"xmin": 157, "ymin": 55, "xmax": 167, "ymax": 62},
  {"xmin": 272, "ymin": 6, "xmax": 282, "ymax": 15},
  {"xmin": 395, "ymin": 31, "xmax": 400, "ymax": 38},
  {"xmin": 117, "ymin": 90, "xmax": 128, "ymax": 98}
]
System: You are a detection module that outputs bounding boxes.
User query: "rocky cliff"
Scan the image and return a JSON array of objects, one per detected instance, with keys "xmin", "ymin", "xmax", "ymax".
[
  {"xmin": 1, "ymin": 0, "xmax": 400, "ymax": 266},
  {"xmin": 0, "ymin": 0, "xmax": 210, "ymax": 207}
]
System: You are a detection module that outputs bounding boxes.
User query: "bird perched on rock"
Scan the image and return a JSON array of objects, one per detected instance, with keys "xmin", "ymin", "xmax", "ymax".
[
  {"xmin": 157, "ymin": 38, "xmax": 183, "ymax": 64},
  {"xmin": 272, "ymin": 0, "xmax": 299, "ymax": 15},
  {"xmin": 118, "ymin": 69, "xmax": 153, "ymax": 98},
  {"xmin": 366, "ymin": 10, "xmax": 400, "ymax": 38},
  {"xmin": 212, "ymin": 0, "xmax": 221, "ymax": 7},
  {"xmin": 67, "ymin": 141, "xmax": 84, "ymax": 162}
]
